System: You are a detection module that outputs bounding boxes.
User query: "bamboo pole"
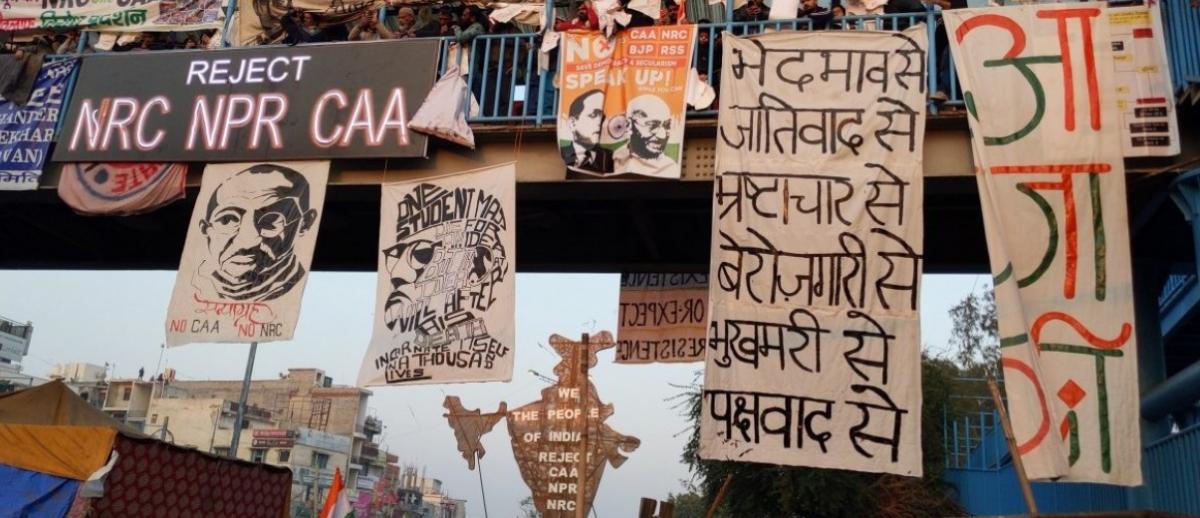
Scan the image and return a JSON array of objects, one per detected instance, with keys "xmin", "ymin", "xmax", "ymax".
[
  {"xmin": 574, "ymin": 333, "xmax": 591, "ymax": 518},
  {"xmin": 987, "ymin": 375, "xmax": 1038, "ymax": 516},
  {"xmin": 705, "ymin": 474, "xmax": 733, "ymax": 518}
]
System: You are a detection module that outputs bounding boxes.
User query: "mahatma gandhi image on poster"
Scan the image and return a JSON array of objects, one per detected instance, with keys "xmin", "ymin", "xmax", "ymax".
[{"xmin": 165, "ymin": 161, "xmax": 329, "ymax": 346}]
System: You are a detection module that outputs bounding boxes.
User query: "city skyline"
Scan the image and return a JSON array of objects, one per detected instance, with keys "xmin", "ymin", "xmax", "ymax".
[{"xmin": 0, "ymin": 270, "xmax": 981, "ymax": 517}]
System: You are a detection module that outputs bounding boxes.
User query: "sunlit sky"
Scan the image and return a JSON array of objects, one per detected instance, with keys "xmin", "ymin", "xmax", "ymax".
[{"xmin": 0, "ymin": 270, "xmax": 984, "ymax": 517}]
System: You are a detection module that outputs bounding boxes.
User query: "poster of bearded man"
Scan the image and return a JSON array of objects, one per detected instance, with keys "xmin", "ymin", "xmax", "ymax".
[
  {"xmin": 165, "ymin": 161, "xmax": 329, "ymax": 346},
  {"xmin": 358, "ymin": 163, "xmax": 517, "ymax": 386}
]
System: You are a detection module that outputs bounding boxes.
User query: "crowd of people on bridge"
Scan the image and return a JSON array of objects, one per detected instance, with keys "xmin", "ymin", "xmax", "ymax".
[{"xmin": 0, "ymin": 0, "xmax": 988, "ymax": 109}]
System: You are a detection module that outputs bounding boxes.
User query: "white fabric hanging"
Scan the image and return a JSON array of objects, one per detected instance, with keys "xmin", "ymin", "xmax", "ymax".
[{"xmin": 408, "ymin": 64, "xmax": 480, "ymax": 149}]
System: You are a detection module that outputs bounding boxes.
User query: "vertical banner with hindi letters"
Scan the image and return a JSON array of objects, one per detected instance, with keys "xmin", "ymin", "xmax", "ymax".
[
  {"xmin": 616, "ymin": 273, "xmax": 707, "ymax": 364},
  {"xmin": 0, "ymin": 59, "xmax": 76, "ymax": 191},
  {"xmin": 357, "ymin": 163, "xmax": 516, "ymax": 386},
  {"xmin": 945, "ymin": 6, "xmax": 1141, "ymax": 485},
  {"xmin": 557, "ymin": 26, "xmax": 695, "ymax": 179},
  {"xmin": 1108, "ymin": 5, "xmax": 1180, "ymax": 157},
  {"xmin": 164, "ymin": 161, "xmax": 329, "ymax": 346},
  {"xmin": 700, "ymin": 27, "xmax": 928, "ymax": 476}
]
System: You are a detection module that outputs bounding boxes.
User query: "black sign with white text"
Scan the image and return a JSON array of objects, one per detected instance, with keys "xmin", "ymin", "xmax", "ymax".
[{"xmin": 54, "ymin": 40, "xmax": 439, "ymax": 162}]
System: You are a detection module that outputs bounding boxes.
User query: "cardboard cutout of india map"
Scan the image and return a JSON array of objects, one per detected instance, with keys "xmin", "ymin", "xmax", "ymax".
[{"xmin": 443, "ymin": 331, "xmax": 640, "ymax": 517}]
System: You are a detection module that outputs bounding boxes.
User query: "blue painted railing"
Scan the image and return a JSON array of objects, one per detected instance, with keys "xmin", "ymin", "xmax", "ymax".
[
  {"xmin": 454, "ymin": 12, "xmax": 960, "ymax": 124},
  {"xmin": 1160, "ymin": 0, "xmax": 1200, "ymax": 91},
  {"xmin": 942, "ymin": 378, "xmax": 1129, "ymax": 515},
  {"xmin": 943, "ymin": 381, "xmax": 1006, "ymax": 471},
  {"xmin": 1138, "ymin": 422, "xmax": 1200, "ymax": 514}
]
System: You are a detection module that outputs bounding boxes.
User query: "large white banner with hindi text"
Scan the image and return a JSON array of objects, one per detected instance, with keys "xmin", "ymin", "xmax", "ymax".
[
  {"xmin": 945, "ymin": 5, "xmax": 1141, "ymax": 486},
  {"xmin": 700, "ymin": 27, "xmax": 927, "ymax": 476}
]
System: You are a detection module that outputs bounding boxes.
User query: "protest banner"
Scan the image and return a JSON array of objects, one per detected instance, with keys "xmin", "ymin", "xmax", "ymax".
[
  {"xmin": 358, "ymin": 163, "xmax": 516, "ymax": 386},
  {"xmin": 55, "ymin": 39, "xmax": 439, "ymax": 163},
  {"xmin": 0, "ymin": 0, "xmax": 222, "ymax": 31},
  {"xmin": 557, "ymin": 26, "xmax": 696, "ymax": 179},
  {"xmin": 1108, "ymin": 5, "xmax": 1180, "ymax": 157},
  {"xmin": 701, "ymin": 27, "xmax": 928, "ymax": 476},
  {"xmin": 0, "ymin": 59, "xmax": 75, "ymax": 191},
  {"xmin": 444, "ymin": 332, "xmax": 641, "ymax": 517},
  {"xmin": 237, "ymin": 0, "xmax": 380, "ymax": 45},
  {"xmin": 164, "ymin": 161, "xmax": 328, "ymax": 346},
  {"xmin": 616, "ymin": 273, "xmax": 707, "ymax": 364},
  {"xmin": 945, "ymin": 5, "xmax": 1141, "ymax": 485},
  {"xmin": 57, "ymin": 163, "xmax": 187, "ymax": 215}
]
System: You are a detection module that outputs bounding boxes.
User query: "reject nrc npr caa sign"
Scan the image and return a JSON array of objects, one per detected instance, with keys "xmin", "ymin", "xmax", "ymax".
[{"xmin": 54, "ymin": 40, "xmax": 440, "ymax": 162}]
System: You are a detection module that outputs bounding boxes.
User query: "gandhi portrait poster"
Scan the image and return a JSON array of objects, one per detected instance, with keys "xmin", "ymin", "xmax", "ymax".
[
  {"xmin": 165, "ymin": 161, "xmax": 329, "ymax": 346},
  {"xmin": 358, "ymin": 163, "xmax": 516, "ymax": 386}
]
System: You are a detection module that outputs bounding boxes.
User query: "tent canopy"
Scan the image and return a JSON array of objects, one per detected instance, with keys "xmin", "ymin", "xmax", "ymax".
[
  {"xmin": 0, "ymin": 381, "xmax": 127, "ymax": 480},
  {"xmin": 0, "ymin": 380, "xmax": 128, "ymax": 429}
]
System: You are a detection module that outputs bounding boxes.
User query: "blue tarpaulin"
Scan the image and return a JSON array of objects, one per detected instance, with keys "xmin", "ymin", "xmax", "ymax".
[{"xmin": 0, "ymin": 462, "xmax": 80, "ymax": 518}]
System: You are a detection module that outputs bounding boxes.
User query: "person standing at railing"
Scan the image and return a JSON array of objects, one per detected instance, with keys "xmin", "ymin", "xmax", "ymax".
[
  {"xmin": 797, "ymin": 0, "xmax": 835, "ymax": 29},
  {"xmin": 830, "ymin": 4, "xmax": 846, "ymax": 29},
  {"xmin": 421, "ymin": 8, "xmax": 458, "ymax": 38},
  {"xmin": 883, "ymin": 0, "xmax": 925, "ymax": 30},
  {"xmin": 695, "ymin": 22, "xmax": 722, "ymax": 96},
  {"xmin": 734, "ymin": 0, "xmax": 770, "ymax": 22},
  {"xmin": 925, "ymin": 0, "xmax": 964, "ymax": 103},
  {"xmin": 455, "ymin": 6, "xmax": 487, "ymax": 43},
  {"xmin": 611, "ymin": 0, "xmax": 657, "ymax": 30},
  {"xmin": 555, "ymin": 2, "xmax": 601, "ymax": 31},
  {"xmin": 350, "ymin": 11, "xmax": 397, "ymax": 40},
  {"xmin": 658, "ymin": 0, "xmax": 680, "ymax": 25},
  {"xmin": 54, "ymin": 30, "xmax": 80, "ymax": 55},
  {"xmin": 384, "ymin": 6, "xmax": 424, "ymax": 38},
  {"xmin": 280, "ymin": 9, "xmax": 342, "ymax": 44}
]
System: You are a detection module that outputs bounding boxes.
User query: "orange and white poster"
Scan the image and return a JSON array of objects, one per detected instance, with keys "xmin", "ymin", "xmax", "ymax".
[{"xmin": 557, "ymin": 26, "xmax": 696, "ymax": 179}]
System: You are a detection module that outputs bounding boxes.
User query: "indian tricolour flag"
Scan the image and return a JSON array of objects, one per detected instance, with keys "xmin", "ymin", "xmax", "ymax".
[{"xmin": 319, "ymin": 467, "xmax": 355, "ymax": 518}]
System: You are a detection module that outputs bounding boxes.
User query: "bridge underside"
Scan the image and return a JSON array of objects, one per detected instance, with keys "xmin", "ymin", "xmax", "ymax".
[{"xmin": 4, "ymin": 117, "xmax": 1196, "ymax": 274}]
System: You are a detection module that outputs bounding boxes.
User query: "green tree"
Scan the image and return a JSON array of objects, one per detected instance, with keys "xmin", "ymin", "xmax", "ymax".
[
  {"xmin": 948, "ymin": 287, "xmax": 999, "ymax": 375},
  {"xmin": 678, "ymin": 359, "xmax": 964, "ymax": 518},
  {"xmin": 665, "ymin": 486, "xmax": 728, "ymax": 518}
]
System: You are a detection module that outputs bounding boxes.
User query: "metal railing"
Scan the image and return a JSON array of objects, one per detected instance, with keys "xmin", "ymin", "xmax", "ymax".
[
  {"xmin": 1159, "ymin": 272, "xmax": 1196, "ymax": 308},
  {"xmin": 451, "ymin": 11, "xmax": 960, "ymax": 124},
  {"xmin": 43, "ymin": 0, "xmax": 1195, "ymax": 131},
  {"xmin": 1142, "ymin": 422, "xmax": 1200, "ymax": 514},
  {"xmin": 1160, "ymin": 0, "xmax": 1200, "ymax": 92},
  {"xmin": 943, "ymin": 378, "xmax": 1005, "ymax": 471}
]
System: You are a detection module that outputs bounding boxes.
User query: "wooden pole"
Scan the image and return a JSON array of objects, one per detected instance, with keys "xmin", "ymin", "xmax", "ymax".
[
  {"xmin": 638, "ymin": 498, "xmax": 657, "ymax": 518},
  {"xmin": 658, "ymin": 501, "xmax": 675, "ymax": 518},
  {"xmin": 574, "ymin": 333, "xmax": 590, "ymax": 518},
  {"xmin": 705, "ymin": 474, "xmax": 733, "ymax": 518},
  {"xmin": 987, "ymin": 375, "xmax": 1038, "ymax": 516}
]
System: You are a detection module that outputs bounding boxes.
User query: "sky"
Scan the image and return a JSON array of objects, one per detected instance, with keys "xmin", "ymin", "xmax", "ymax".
[{"xmin": 0, "ymin": 270, "xmax": 985, "ymax": 518}]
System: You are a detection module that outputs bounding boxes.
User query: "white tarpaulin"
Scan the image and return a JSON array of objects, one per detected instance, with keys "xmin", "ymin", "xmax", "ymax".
[
  {"xmin": 945, "ymin": 5, "xmax": 1141, "ymax": 486},
  {"xmin": 700, "ymin": 27, "xmax": 928, "ymax": 476},
  {"xmin": 358, "ymin": 163, "xmax": 516, "ymax": 386},
  {"xmin": 164, "ymin": 161, "xmax": 329, "ymax": 346}
]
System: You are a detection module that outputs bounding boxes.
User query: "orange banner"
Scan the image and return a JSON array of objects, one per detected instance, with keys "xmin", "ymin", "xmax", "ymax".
[{"xmin": 557, "ymin": 26, "xmax": 696, "ymax": 178}]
